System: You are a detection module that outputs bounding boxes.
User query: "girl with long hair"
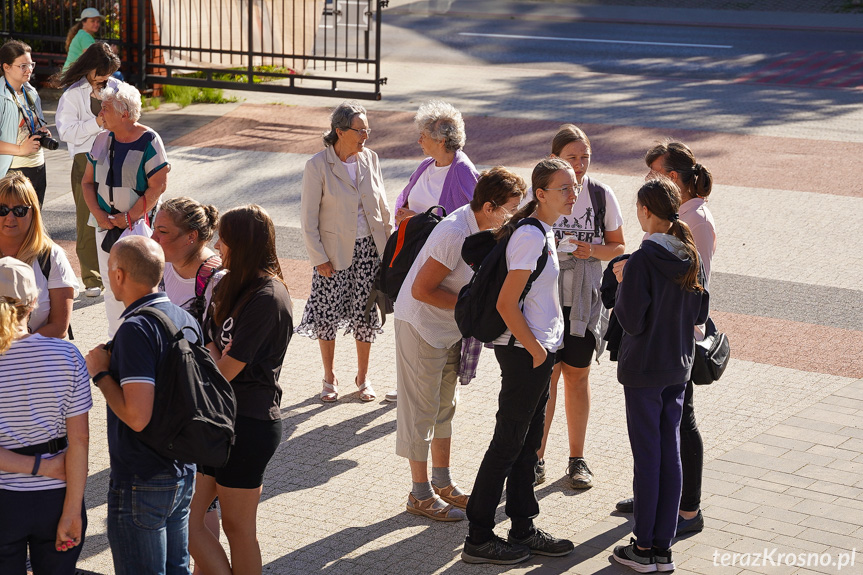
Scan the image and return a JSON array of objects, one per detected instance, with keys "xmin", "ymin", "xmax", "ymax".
[
  {"xmin": 611, "ymin": 177, "xmax": 709, "ymax": 573},
  {"xmin": 54, "ymin": 41, "xmax": 121, "ymax": 298},
  {"xmin": 190, "ymin": 204, "xmax": 293, "ymax": 575},
  {"xmin": 462, "ymin": 158, "xmax": 576, "ymax": 565},
  {"xmin": 0, "ymin": 172, "xmax": 77, "ymax": 338},
  {"xmin": 534, "ymin": 124, "xmax": 626, "ymax": 489}
]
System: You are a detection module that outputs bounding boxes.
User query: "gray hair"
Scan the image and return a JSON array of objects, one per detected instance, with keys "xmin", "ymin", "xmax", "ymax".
[
  {"xmin": 101, "ymin": 82, "xmax": 142, "ymax": 122},
  {"xmin": 322, "ymin": 101, "xmax": 367, "ymax": 147},
  {"xmin": 415, "ymin": 100, "xmax": 466, "ymax": 152}
]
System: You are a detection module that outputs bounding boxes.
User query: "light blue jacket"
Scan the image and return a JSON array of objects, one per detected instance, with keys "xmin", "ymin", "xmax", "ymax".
[{"xmin": 0, "ymin": 81, "xmax": 47, "ymax": 175}]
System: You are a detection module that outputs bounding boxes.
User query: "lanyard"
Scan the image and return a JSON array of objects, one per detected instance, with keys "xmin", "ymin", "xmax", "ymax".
[{"xmin": 5, "ymin": 80, "xmax": 37, "ymax": 134}]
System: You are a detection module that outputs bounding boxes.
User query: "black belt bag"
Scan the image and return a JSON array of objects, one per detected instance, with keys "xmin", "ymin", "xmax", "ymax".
[
  {"xmin": 9, "ymin": 436, "xmax": 68, "ymax": 456},
  {"xmin": 691, "ymin": 318, "xmax": 731, "ymax": 385}
]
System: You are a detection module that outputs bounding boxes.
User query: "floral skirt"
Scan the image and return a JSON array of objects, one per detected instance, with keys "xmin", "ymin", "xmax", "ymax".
[{"xmin": 296, "ymin": 235, "xmax": 382, "ymax": 343}]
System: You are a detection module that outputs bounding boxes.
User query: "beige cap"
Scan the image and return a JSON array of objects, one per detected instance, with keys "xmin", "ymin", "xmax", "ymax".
[{"xmin": 0, "ymin": 257, "xmax": 38, "ymax": 304}]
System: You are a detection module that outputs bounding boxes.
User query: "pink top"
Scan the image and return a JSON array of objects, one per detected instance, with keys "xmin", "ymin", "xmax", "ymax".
[{"xmin": 679, "ymin": 198, "xmax": 717, "ymax": 288}]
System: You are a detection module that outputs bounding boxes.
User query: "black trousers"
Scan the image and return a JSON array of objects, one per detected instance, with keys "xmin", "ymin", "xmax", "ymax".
[
  {"xmin": 679, "ymin": 379, "xmax": 703, "ymax": 512},
  {"xmin": 466, "ymin": 345, "xmax": 555, "ymax": 543},
  {"xmin": 0, "ymin": 487, "xmax": 87, "ymax": 575},
  {"xmin": 13, "ymin": 163, "xmax": 47, "ymax": 207}
]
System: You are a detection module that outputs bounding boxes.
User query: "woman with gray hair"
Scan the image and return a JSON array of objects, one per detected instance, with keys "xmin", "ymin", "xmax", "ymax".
[
  {"xmin": 81, "ymin": 81, "xmax": 170, "ymax": 336},
  {"xmin": 387, "ymin": 100, "xmax": 479, "ymax": 403},
  {"xmin": 298, "ymin": 101, "xmax": 392, "ymax": 403},
  {"xmin": 393, "ymin": 100, "xmax": 479, "ymax": 227}
]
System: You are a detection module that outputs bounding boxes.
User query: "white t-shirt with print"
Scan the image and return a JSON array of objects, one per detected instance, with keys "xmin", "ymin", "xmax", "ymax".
[
  {"xmin": 394, "ymin": 204, "xmax": 478, "ymax": 349},
  {"xmin": 28, "ymin": 244, "xmax": 80, "ymax": 333},
  {"xmin": 493, "ymin": 220, "xmax": 563, "ymax": 352},
  {"xmin": 407, "ymin": 162, "xmax": 451, "ymax": 213}
]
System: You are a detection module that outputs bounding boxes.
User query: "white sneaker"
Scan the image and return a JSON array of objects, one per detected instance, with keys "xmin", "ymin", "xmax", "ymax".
[
  {"xmin": 385, "ymin": 389, "xmax": 397, "ymax": 402},
  {"xmin": 84, "ymin": 287, "xmax": 102, "ymax": 298}
]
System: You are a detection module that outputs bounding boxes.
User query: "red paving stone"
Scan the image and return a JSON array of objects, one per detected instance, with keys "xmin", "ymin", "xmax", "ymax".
[{"xmin": 169, "ymin": 104, "xmax": 863, "ymax": 198}]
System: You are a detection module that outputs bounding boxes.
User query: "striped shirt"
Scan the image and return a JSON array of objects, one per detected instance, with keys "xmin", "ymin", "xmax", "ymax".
[{"xmin": 0, "ymin": 334, "xmax": 92, "ymax": 492}]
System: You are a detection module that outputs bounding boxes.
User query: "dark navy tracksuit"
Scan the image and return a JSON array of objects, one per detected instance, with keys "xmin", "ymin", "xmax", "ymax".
[{"xmin": 615, "ymin": 238, "xmax": 709, "ymax": 550}]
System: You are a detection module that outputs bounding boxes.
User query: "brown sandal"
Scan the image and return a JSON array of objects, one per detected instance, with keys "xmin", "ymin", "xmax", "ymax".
[
  {"xmin": 406, "ymin": 493, "xmax": 465, "ymax": 522},
  {"xmin": 433, "ymin": 484, "xmax": 470, "ymax": 510}
]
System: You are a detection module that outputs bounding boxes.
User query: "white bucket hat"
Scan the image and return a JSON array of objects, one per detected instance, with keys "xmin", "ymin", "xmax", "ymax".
[{"xmin": 77, "ymin": 7, "xmax": 105, "ymax": 21}]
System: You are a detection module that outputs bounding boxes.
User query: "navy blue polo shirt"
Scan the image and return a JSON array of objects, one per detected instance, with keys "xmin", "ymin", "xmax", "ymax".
[{"xmin": 106, "ymin": 292, "xmax": 201, "ymax": 481}]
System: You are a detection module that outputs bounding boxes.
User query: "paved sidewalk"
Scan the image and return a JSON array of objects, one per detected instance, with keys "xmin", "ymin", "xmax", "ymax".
[{"xmin": 28, "ymin": 1, "xmax": 863, "ymax": 573}]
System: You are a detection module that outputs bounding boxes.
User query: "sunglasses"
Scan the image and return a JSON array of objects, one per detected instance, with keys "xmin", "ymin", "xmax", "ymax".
[{"xmin": 0, "ymin": 204, "xmax": 31, "ymax": 217}]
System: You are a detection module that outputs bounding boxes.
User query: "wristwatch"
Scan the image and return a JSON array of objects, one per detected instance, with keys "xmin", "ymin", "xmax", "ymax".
[{"xmin": 92, "ymin": 371, "xmax": 112, "ymax": 386}]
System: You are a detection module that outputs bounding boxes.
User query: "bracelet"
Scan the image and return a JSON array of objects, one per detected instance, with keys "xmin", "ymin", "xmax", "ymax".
[
  {"xmin": 31, "ymin": 453, "xmax": 41, "ymax": 476},
  {"xmin": 125, "ymin": 212, "xmax": 132, "ymax": 228},
  {"xmin": 92, "ymin": 371, "xmax": 111, "ymax": 386}
]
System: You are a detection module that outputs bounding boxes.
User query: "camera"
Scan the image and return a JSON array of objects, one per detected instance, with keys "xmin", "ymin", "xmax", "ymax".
[{"xmin": 33, "ymin": 132, "xmax": 60, "ymax": 151}]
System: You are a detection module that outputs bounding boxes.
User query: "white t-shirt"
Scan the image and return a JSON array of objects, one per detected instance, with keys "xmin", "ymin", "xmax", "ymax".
[
  {"xmin": 524, "ymin": 176, "xmax": 624, "ymax": 307},
  {"xmin": 343, "ymin": 160, "xmax": 371, "ymax": 238},
  {"xmin": 0, "ymin": 334, "xmax": 92, "ymax": 491},
  {"xmin": 493, "ymin": 220, "xmax": 563, "ymax": 351},
  {"xmin": 407, "ymin": 162, "xmax": 451, "ymax": 213},
  {"xmin": 160, "ymin": 261, "xmax": 226, "ymax": 324},
  {"xmin": 394, "ymin": 205, "xmax": 478, "ymax": 349},
  {"xmin": 28, "ymin": 244, "xmax": 80, "ymax": 333}
]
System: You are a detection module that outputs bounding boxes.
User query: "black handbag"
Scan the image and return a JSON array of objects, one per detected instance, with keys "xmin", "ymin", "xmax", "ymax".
[{"xmin": 691, "ymin": 317, "xmax": 731, "ymax": 385}]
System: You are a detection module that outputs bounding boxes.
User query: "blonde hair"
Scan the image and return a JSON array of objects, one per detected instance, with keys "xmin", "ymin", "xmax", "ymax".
[
  {"xmin": 0, "ymin": 172, "xmax": 52, "ymax": 265},
  {"xmin": 0, "ymin": 297, "xmax": 32, "ymax": 355}
]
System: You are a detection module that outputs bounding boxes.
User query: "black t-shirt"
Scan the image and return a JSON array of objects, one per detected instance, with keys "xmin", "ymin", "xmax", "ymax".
[{"xmin": 208, "ymin": 277, "xmax": 293, "ymax": 420}]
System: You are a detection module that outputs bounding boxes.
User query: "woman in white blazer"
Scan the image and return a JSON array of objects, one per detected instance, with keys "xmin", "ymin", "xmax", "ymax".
[
  {"xmin": 53, "ymin": 42, "xmax": 120, "ymax": 298},
  {"xmin": 298, "ymin": 101, "xmax": 392, "ymax": 403}
]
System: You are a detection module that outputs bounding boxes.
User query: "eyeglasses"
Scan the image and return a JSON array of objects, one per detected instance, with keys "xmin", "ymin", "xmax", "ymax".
[
  {"xmin": 13, "ymin": 63, "xmax": 36, "ymax": 72},
  {"xmin": 0, "ymin": 204, "xmax": 31, "ymax": 217},
  {"xmin": 345, "ymin": 127, "xmax": 371, "ymax": 137},
  {"xmin": 542, "ymin": 184, "xmax": 582, "ymax": 196}
]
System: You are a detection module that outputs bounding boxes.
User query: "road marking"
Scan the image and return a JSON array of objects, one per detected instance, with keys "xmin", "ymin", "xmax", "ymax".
[{"xmin": 459, "ymin": 32, "xmax": 732, "ymax": 49}]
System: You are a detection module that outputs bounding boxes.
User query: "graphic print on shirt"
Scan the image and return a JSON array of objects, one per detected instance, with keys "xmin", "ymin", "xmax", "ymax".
[
  {"xmin": 555, "ymin": 204, "xmax": 600, "ymax": 244},
  {"xmin": 219, "ymin": 316, "xmax": 234, "ymax": 349}
]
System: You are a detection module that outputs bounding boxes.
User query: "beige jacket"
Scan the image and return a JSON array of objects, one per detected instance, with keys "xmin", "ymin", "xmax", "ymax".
[{"xmin": 301, "ymin": 146, "xmax": 392, "ymax": 270}]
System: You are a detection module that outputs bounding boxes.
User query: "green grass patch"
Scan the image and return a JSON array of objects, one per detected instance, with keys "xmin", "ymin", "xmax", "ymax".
[{"xmin": 161, "ymin": 85, "xmax": 238, "ymax": 108}]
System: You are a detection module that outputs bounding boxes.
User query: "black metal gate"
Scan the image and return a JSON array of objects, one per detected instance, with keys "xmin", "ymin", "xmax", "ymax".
[{"xmin": 1, "ymin": 0, "xmax": 387, "ymax": 100}]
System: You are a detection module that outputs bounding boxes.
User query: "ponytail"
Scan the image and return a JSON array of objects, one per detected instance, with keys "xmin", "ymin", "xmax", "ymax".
[
  {"xmin": 637, "ymin": 178, "xmax": 703, "ymax": 292},
  {"xmin": 65, "ymin": 22, "xmax": 83, "ymax": 53},
  {"xmin": 0, "ymin": 299, "xmax": 26, "ymax": 355},
  {"xmin": 645, "ymin": 141, "xmax": 713, "ymax": 199},
  {"xmin": 494, "ymin": 157, "xmax": 570, "ymax": 240}
]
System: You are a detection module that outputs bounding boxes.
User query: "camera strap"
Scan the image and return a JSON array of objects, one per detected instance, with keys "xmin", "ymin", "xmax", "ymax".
[
  {"xmin": 4, "ymin": 80, "xmax": 39, "ymax": 134},
  {"xmin": 107, "ymin": 133, "xmax": 116, "ymax": 210}
]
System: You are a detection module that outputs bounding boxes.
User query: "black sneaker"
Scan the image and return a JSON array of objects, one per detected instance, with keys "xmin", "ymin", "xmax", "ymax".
[
  {"xmin": 567, "ymin": 457, "xmax": 593, "ymax": 489},
  {"xmin": 508, "ymin": 527, "xmax": 574, "ymax": 557},
  {"xmin": 675, "ymin": 510, "xmax": 704, "ymax": 536},
  {"xmin": 616, "ymin": 497, "xmax": 634, "ymax": 513},
  {"xmin": 461, "ymin": 535, "xmax": 531, "ymax": 565},
  {"xmin": 653, "ymin": 547, "xmax": 675, "ymax": 572},
  {"xmin": 612, "ymin": 538, "xmax": 656, "ymax": 573},
  {"xmin": 534, "ymin": 459, "xmax": 546, "ymax": 485}
]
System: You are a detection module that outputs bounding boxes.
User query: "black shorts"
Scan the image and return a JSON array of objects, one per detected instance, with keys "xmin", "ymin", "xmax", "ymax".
[
  {"xmin": 554, "ymin": 306, "xmax": 597, "ymax": 369},
  {"xmin": 200, "ymin": 415, "xmax": 282, "ymax": 489}
]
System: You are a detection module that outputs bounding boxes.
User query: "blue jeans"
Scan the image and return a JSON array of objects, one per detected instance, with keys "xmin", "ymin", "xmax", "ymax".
[{"xmin": 107, "ymin": 473, "xmax": 194, "ymax": 575}]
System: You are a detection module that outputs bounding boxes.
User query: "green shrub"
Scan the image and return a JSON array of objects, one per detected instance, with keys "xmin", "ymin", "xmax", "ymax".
[{"xmin": 161, "ymin": 85, "xmax": 237, "ymax": 108}]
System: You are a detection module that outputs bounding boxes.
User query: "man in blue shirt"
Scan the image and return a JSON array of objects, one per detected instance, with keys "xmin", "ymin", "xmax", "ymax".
[{"xmin": 85, "ymin": 235, "xmax": 201, "ymax": 575}]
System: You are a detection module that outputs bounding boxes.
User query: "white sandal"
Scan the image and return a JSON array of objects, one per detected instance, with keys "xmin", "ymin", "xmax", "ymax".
[
  {"xmin": 356, "ymin": 376, "xmax": 376, "ymax": 402},
  {"xmin": 321, "ymin": 378, "xmax": 339, "ymax": 403}
]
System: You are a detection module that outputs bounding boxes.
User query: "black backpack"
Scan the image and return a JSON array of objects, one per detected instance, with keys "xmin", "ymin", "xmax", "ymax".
[
  {"xmin": 378, "ymin": 205, "xmax": 447, "ymax": 301},
  {"xmin": 586, "ymin": 179, "xmax": 607, "ymax": 238},
  {"xmin": 454, "ymin": 217, "xmax": 549, "ymax": 343},
  {"xmin": 131, "ymin": 306, "xmax": 237, "ymax": 468}
]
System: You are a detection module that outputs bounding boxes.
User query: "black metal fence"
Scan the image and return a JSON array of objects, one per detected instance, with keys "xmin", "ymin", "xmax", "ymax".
[{"xmin": 1, "ymin": 0, "xmax": 386, "ymax": 100}]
